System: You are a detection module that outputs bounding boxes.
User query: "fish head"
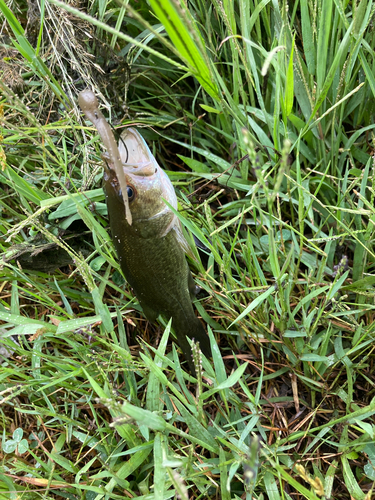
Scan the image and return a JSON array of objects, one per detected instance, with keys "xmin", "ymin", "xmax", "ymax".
[{"xmin": 104, "ymin": 128, "xmax": 178, "ymax": 237}]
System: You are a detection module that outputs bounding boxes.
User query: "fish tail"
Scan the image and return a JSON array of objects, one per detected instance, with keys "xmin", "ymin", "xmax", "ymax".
[
  {"xmin": 173, "ymin": 314, "xmax": 211, "ymax": 373},
  {"xmin": 187, "ymin": 317, "xmax": 212, "ymax": 358}
]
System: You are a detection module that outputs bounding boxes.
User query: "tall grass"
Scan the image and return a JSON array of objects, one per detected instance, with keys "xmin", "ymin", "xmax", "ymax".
[{"xmin": 1, "ymin": 0, "xmax": 375, "ymax": 498}]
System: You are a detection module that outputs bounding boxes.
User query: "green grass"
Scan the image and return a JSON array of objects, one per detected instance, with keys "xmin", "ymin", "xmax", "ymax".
[{"xmin": 1, "ymin": 0, "xmax": 375, "ymax": 498}]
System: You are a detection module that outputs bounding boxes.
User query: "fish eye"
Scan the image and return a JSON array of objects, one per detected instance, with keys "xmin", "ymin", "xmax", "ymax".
[
  {"xmin": 127, "ymin": 185, "xmax": 135, "ymax": 201},
  {"xmin": 118, "ymin": 185, "xmax": 136, "ymax": 203}
]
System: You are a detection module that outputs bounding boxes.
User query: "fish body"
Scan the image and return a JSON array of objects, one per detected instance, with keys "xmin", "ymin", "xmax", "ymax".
[{"xmin": 104, "ymin": 128, "xmax": 211, "ymax": 372}]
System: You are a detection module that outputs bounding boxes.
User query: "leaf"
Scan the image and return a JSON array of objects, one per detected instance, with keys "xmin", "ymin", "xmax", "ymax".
[
  {"xmin": 292, "ymin": 285, "xmax": 330, "ymax": 318},
  {"xmin": 115, "ymin": 447, "xmax": 152, "ymax": 481},
  {"xmin": 1, "ymin": 167, "xmax": 48, "ymax": 204},
  {"xmin": 364, "ymin": 462, "xmax": 375, "ymax": 480},
  {"xmin": 202, "ymin": 362, "xmax": 248, "ymax": 399},
  {"xmin": 91, "ymin": 287, "xmax": 114, "ymax": 334},
  {"xmin": 341, "ymin": 455, "xmax": 366, "ymax": 500},
  {"xmin": 178, "ymin": 154, "xmax": 210, "ymax": 173},
  {"xmin": 230, "ymin": 276, "xmax": 288, "ymax": 327},
  {"xmin": 285, "ymin": 36, "xmax": 295, "ymax": 116},
  {"xmin": 307, "ymin": 21, "xmax": 352, "ymax": 127},
  {"xmin": 300, "ymin": 354, "xmax": 329, "ymax": 362},
  {"xmin": 117, "ymin": 401, "xmax": 167, "ymax": 432},
  {"xmin": 12, "ymin": 428, "xmax": 23, "ymax": 442},
  {"xmin": 3, "ymin": 440, "xmax": 17, "ymax": 453},
  {"xmin": 49, "ymin": 452, "xmax": 78, "ymax": 473},
  {"xmin": 41, "ymin": 188, "xmax": 104, "ymax": 209},
  {"xmin": 0, "ymin": 310, "xmax": 57, "ymax": 331},
  {"xmin": 17, "ymin": 439, "xmax": 29, "ymax": 454},
  {"xmin": 208, "ymin": 325, "xmax": 228, "ymax": 396},
  {"xmin": 83, "ymin": 369, "xmax": 111, "ymax": 400},
  {"xmin": 56, "ymin": 315, "xmax": 114, "ymax": 334},
  {"xmin": 301, "ymin": 0, "xmax": 315, "ymax": 74},
  {"xmin": 90, "ymin": 256, "xmax": 106, "ymax": 272},
  {"xmin": 148, "ymin": 0, "xmax": 219, "ymax": 99},
  {"xmin": 219, "ymin": 446, "xmax": 231, "ymax": 500},
  {"xmin": 200, "ymin": 104, "xmax": 222, "ymax": 114},
  {"xmin": 263, "ymin": 471, "xmax": 281, "ymax": 500},
  {"xmin": 171, "ymin": 397, "xmax": 220, "ymax": 453},
  {"xmin": 153, "ymin": 433, "xmax": 166, "ymax": 500},
  {"xmin": 342, "ymin": 275, "xmax": 375, "ymax": 291}
]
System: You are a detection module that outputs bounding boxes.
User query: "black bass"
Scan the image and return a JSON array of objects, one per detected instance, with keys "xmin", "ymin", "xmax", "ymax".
[{"xmin": 78, "ymin": 91, "xmax": 211, "ymax": 373}]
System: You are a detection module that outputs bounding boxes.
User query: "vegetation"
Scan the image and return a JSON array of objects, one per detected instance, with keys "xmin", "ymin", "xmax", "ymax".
[{"xmin": 1, "ymin": 0, "xmax": 375, "ymax": 498}]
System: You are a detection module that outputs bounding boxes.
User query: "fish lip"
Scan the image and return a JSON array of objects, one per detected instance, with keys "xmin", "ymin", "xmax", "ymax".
[
  {"xmin": 122, "ymin": 161, "xmax": 156, "ymax": 177},
  {"xmin": 104, "ymin": 160, "xmax": 156, "ymax": 177},
  {"xmin": 123, "ymin": 161, "xmax": 152, "ymax": 169},
  {"xmin": 102, "ymin": 151, "xmax": 156, "ymax": 177}
]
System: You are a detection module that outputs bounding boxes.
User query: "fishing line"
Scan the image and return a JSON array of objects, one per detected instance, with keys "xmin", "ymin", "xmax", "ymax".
[
  {"xmin": 109, "ymin": 123, "xmax": 130, "ymax": 163},
  {"xmin": 119, "ymin": 133, "xmax": 129, "ymax": 163}
]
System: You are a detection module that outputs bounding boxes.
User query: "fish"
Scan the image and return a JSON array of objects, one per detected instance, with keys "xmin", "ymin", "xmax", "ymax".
[
  {"xmin": 78, "ymin": 90, "xmax": 211, "ymax": 373},
  {"xmin": 103, "ymin": 128, "xmax": 211, "ymax": 373}
]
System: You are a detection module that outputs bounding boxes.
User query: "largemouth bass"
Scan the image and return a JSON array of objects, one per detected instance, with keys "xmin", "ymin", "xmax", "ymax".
[
  {"xmin": 104, "ymin": 128, "xmax": 211, "ymax": 373},
  {"xmin": 78, "ymin": 89, "xmax": 211, "ymax": 373}
]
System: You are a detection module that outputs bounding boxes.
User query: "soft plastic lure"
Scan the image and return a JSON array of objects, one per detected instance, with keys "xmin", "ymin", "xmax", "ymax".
[{"xmin": 78, "ymin": 89, "xmax": 132, "ymax": 225}]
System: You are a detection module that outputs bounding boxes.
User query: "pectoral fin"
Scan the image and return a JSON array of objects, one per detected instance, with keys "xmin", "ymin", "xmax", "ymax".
[
  {"xmin": 188, "ymin": 269, "xmax": 200, "ymax": 299},
  {"xmin": 173, "ymin": 222, "xmax": 196, "ymax": 260},
  {"xmin": 172, "ymin": 313, "xmax": 211, "ymax": 367}
]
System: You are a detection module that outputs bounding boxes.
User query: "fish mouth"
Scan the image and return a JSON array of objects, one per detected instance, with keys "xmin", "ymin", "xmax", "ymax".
[
  {"xmin": 102, "ymin": 152, "xmax": 156, "ymax": 177},
  {"xmin": 118, "ymin": 128, "xmax": 155, "ymax": 168}
]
